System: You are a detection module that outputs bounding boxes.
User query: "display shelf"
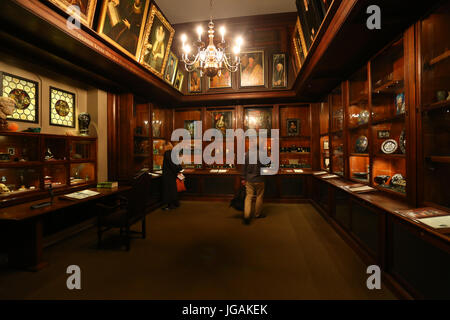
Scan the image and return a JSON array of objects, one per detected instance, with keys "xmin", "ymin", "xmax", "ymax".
[
  {"xmin": 426, "ymin": 156, "xmax": 450, "ymax": 163},
  {"xmin": 0, "ymin": 132, "xmax": 97, "ymax": 206},
  {"xmin": 371, "ymin": 113, "xmax": 405, "ymax": 125},
  {"xmin": 423, "ymin": 100, "xmax": 450, "ymax": 111},
  {"xmin": 427, "ymin": 49, "xmax": 450, "ymax": 66},
  {"xmin": 372, "ymin": 79, "xmax": 404, "ymax": 94}
]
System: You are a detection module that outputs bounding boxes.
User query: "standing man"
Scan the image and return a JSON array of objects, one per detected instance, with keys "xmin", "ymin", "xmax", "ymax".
[{"xmin": 240, "ymin": 150, "xmax": 266, "ymax": 225}]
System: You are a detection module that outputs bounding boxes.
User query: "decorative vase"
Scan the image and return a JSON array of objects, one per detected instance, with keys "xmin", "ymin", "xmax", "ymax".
[{"xmin": 78, "ymin": 113, "xmax": 91, "ymax": 136}]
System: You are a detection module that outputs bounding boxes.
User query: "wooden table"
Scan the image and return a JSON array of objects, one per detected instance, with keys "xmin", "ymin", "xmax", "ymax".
[{"xmin": 0, "ymin": 186, "xmax": 131, "ymax": 271}]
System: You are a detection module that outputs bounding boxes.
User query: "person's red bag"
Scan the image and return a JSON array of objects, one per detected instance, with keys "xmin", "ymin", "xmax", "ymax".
[{"xmin": 176, "ymin": 177, "xmax": 186, "ymax": 192}]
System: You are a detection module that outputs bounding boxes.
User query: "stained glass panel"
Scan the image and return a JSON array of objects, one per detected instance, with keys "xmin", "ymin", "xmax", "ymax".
[
  {"xmin": 1, "ymin": 73, "xmax": 38, "ymax": 123},
  {"xmin": 50, "ymin": 87, "xmax": 75, "ymax": 127}
]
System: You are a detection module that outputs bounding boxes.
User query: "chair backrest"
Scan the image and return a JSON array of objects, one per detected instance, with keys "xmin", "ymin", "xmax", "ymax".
[{"xmin": 127, "ymin": 171, "xmax": 152, "ymax": 218}]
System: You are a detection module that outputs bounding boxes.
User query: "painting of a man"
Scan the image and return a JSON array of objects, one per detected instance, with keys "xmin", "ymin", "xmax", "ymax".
[
  {"xmin": 240, "ymin": 51, "xmax": 264, "ymax": 87},
  {"xmin": 48, "ymin": 0, "xmax": 97, "ymax": 26},
  {"xmin": 209, "ymin": 70, "xmax": 231, "ymax": 89},
  {"xmin": 98, "ymin": 0, "xmax": 149, "ymax": 57},
  {"xmin": 189, "ymin": 71, "xmax": 201, "ymax": 93},
  {"xmin": 272, "ymin": 54, "xmax": 286, "ymax": 88},
  {"xmin": 163, "ymin": 52, "xmax": 178, "ymax": 84},
  {"xmin": 212, "ymin": 111, "xmax": 232, "ymax": 135}
]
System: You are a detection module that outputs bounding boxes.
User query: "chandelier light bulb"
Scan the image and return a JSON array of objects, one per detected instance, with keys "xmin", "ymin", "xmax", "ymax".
[
  {"xmin": 220, "ymin": 26, "xmax": 226, "ymax": 41},
  {"xmin": 236, "ymin": 36, "xmax": 243, "ymax": 47},
  {"xmin": 181, "ymin": 33, "xmax": 187, "ymax": 44},
  {"xmin": 232, "ymin": 46, "xmax": 240, "ymax": 55},
  {"xmin": 184, "ymin": 44, "xmax": 192, "ymax": 54},
  {"xmin": 196, "ymin": 26, "xmax": 203, "ymax": 41}
]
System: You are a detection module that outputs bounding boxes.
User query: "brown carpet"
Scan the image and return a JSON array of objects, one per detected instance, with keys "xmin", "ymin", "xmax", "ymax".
[{"xmin": 0, "ymin": 201, "xmax": 395, "ymax": 299}]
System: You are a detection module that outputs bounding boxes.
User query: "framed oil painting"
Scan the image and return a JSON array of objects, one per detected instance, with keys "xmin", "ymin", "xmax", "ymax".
[
  {"xmin": 244, "ymin": 108, "xmax": 272, "ymax": 135},
  {"xmin": 97, "ymin": 0, "xmax": 150, "ymax": 59},
  {"xmin": 174, "ymin": 69, "xmax": 184, "ymax": 92},
  {"xmin": 208, "ymin": 70, "xmax": 232, "ymax": 89},
  {"xmin": 139, "ymin": 3, "xmax": 175, "ymax": 78},
  {"xmin": 240, "ymin": 51, "xmax": 265, "ymax": 87},
  {"xmin": 46, "ymin": 0, "xmax": 97, "ymax": 27},
  {"xmin": 163, "ymin": 51, "xmax": 178, "ymax": 85},
  {"xmin": 211, "ymin": 111, "xmax": 233, "ymax": 135},
  {"xmin": 287, "ymin": 119, "xmax": 300, "ymax": 136},
  {"xmin": 1, "ymin": 72, "xmax": 39, "ymax": 124},
  {"xmin": 49, "ymin": 87, "xmax": 75, "ymax": 128},
  {"xmin": 293, "ymin": 17, "xmax": 307, "ymax": 68},
  {"xmin": 272, "ymin": 53, "xmax": 287, "ymax": 88},
  {"xmin": 184, "ymin": 120, "xmax": 195, "ymax": 137},
  {"xmin": 188, "ymin": 70, "xmax": 202, "ymax": 93}
]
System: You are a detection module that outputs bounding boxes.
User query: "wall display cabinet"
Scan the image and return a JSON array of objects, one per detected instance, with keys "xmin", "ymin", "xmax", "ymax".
[
  {"xmin": 0, "ymin": 132, "xmax": 96, "ymax": 206},
  {"xmin": 330, "ymin": 86, "xmax": 345, "ymax": 176},
  {"xmin": 419, "ymin": 2, "xmax": 450, "ymax": 209},
  {"xmin": 319, "ymin": 101, "xmax": 330, "ymax": 171}
]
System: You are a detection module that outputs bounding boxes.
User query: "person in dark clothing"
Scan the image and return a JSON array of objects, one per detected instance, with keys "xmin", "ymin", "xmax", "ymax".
[
  {"xmin": 162, "ymin": 142, "xmax": 182, "ymax": 210},
  {"xmin": 240, "ymin": 151, "xmax": 266, "ymax": 224}
]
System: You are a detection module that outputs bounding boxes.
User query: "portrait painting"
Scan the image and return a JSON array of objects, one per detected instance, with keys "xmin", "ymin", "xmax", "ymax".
[
  {"xmin": 287, "ymin": 119, "xmax": 300, "ymax": 136},
  {"xmin": 272, "ymin": 53, "xmax": 287, "ymax": 88},
  {"xmin": 244, "ymin": 108, "xmax": 272, "ymax": 134},
  {"xmin": 208, "ymin": 70, "xmax": 232, "ymax": 89},
  {"xmin": 98, "ymin": 0, "xmax": 150, "ymax": 59},
  {"xmin": 184, "ymin": 120, "xmax": 195, "ymax": 137},
  {"xmin": 163, "ymin": 51, "xmax": 178, "ymax": 85},
  {"xmin": 139, "ymin": 4, "xmax": 175, "ymax": 78},
  {"xmin": 211, "ymin": 111, "xmax": 233, "ymax": 135},
  {"xmin": 240, "ymin": 51, "xmax": 265, "ymax": 87},
  {"xmin": 174, "ymin": 69, "xmax": 184, "ymax": 91},
  {"xmin": 47, "ymin": 0, "xmax": 97, "ymax": 27},
  {"xmin": 188, "ymin": 70, "xmax": 202, "ymax": 93}
]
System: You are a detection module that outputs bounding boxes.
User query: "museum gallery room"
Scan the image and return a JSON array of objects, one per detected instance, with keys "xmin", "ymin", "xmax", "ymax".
[{"xmin": 0, "ymin": 0, "xmax": 449, "ymax": 301}]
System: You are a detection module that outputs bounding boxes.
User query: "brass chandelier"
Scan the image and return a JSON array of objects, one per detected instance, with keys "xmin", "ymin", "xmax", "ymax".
[{"xmin": 180, "ymin": 0, "xmax": 243, "ymax": 78}]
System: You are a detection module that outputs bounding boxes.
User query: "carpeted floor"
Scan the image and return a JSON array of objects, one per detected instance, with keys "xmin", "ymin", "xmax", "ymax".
[{"xmin": 0, "ymin": 201, "xmax": 395, "ymax": 299}]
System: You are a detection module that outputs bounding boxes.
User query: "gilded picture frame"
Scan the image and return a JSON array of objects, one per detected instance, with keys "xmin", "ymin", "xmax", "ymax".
[
  {"xmin": 208, "ymin": 70, "xmax": 232, "ymax": 89},
  {"xmin": 163, "ymin": 51, "xmax": 178, "ymax": 85},
  {"xmin": 188, "ymin": 70, "xmax": 202, "ymax": 93},
  {"xmin": 97, "ymin": 0, "xmax": 150, "ymax": 59},
  {"xmin": 139, "ymin": 3, "xmax": 175, "ymax": 78},
  {"xmin": 293, "ymin": 17, "xmax": 308, "ymax": 69},
  {"xmin": 47, "ymin": 0, "xmax": 97, "ymax": 27},
  {"xmin": 272, "ymin": 53, "xmax": 287, "ymax": 88},
  {"xmin": 174, "ymin": 69, "xmax": 184, "ymax": 92},
  {"xmin": 239, "ymin": 50, "xmax": 265, "ymax": 88}
]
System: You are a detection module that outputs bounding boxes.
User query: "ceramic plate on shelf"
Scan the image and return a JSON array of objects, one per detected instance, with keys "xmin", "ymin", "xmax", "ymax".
[
  {"xmin": 355, "ymin": 135, "xmax": 368, "ymax": 153},
  {"xmin": 399, "ymin": 129, "xmax": 406, "ymax": 154},
  {"xmin": 381, "ymin": 139, "xmax": 398, "ymax": 154}
]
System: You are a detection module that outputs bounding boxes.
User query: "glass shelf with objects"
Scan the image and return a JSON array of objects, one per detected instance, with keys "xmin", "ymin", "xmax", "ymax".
[
  {"xmin": 43, "ymin": 136, "xmax": 67, "ymax": 162},
  {"xmin": 420, "ymin": 2, "xmax": 450, "ymax": 209},
  {"xmin": 70, "ymin": 162, "xmax": 95, "ymax": 186},
  {"xmin": 330, "ymin": 86, "xmax": 345, "ymax": 176},
  {"xmin": 43, "ymin": 164, "xmax": 67, "ymax": 189},
  {"xmin": 0, "ymin": 133, "xmax": 40, "ymax": 164},
  {"xmin": 70, "ymin": 139, "xmax": 96, "ymax": 161},
  {"xmin": 347, "ymin": 66, "xmax": 370, "ymax": 182},
  {"xmin": 0, "ymin": 167, "xmax": 40, "ymax": 199},
  {"xmin": 319, "ymin": 101, "xmax": 330, "ymax": 171},
  {"xmin": 133, "ymin": 102, "xmax": 151, "ymax": 173},
  {"xmin": 370, "ymin": 38, "xmax": 407, "ymax": 196}
]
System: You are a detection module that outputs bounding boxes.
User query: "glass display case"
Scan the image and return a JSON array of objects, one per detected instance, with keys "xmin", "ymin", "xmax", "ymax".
[
  {"xmin": 0, "ymin": 167, "xmax": 40, "ymax": 198},
  {"xmin": 279, "ymin": 105, "xmax": 312, "ymax": 169},
  {"xmin": 319, "ymin": 102, "xmax": 330, "ymax": 171},
  {"xmin": 371, "ymin": 38, "xmax": 406, "ymax": 195},
  {"xmin": 420, "ymin": 2, "xmax": 450, "ymax": 208},
  {"xmin": 43, "ymin": 164, "xmax": 67, "ymax": 189},
  {"xmin": 0, "ymin": 131, "xmax": 97, "ymax": 205},
  {"xmin": 43, "ymin": 136, "xmax": 67, "ymax": 161},
  {"xmin": 133, "ymin": 102, "xmax": 151, "ymax": 174},
  {"xmin": 0, "ymin": 134, "xmax": 39, "ymax": 162},
  {"xmin": 70, "ymin": 162, "xmax": 95, "ymax": 185},
  {"xmin": 70, "ymin": 139, "xmax": 95, "ymax": 160},
  {"xmin": 330, "ymin": 86, "xmax": 344, "ymax": 176},
  {"xmin": 174, "ymin": 109, "xmax": 202, "ymax": 170},
  {"xmin": 348, "ymin": 66, "xmax": 370, "ymax": 182}
]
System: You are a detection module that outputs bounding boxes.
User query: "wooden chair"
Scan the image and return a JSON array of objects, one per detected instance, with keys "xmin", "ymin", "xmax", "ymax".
[{"xmin": 96, "ymin": 172, "xmax": 151, "ymax": 250}]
